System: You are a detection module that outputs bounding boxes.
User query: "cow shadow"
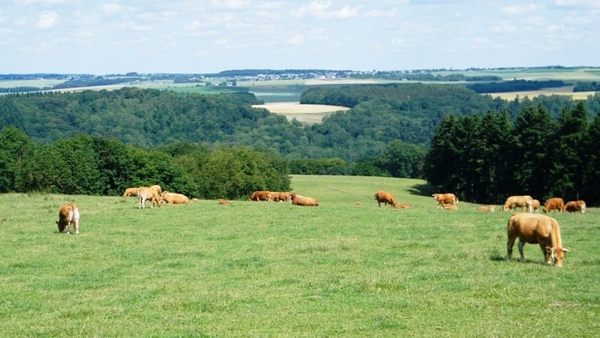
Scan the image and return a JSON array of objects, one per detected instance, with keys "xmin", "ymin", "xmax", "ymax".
[{"xmin": 408, "ymin": 183, "xmax": 435, "ymax": 197}]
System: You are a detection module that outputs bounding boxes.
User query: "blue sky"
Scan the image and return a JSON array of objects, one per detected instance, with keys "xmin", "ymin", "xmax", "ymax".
[{"xmin": 1, "ymin": 0, "xmax": 599, "ymax": 74}]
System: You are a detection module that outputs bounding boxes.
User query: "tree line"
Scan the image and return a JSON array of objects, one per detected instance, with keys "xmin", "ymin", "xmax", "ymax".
[
  {"xmin": 0, "ymin": 127, "xmax": 290, "ymax": 199},
  {"xmin": 424, "ymin": 101, "xmax": 600, "ymax": 206}
]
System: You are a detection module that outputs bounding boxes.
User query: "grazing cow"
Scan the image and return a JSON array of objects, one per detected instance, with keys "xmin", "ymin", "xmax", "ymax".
[
  {"xmin": 477, "ymin": 205, "xmax": 495, "ymax": 212},
  {"xmin": 393, "ymin": 203, "xmax": 412, "ymax": 209},
  {"xmin": 249, "ymin": 190, "xmax": 271, "ymax": 201},
  {"xmin": 441, "ymin": 203, "xmax": 458, "ymax": 211},
  {"xmin": 503, "ymin": 195, "xmax": 533, "ymax": 213},
  {"xmin": 138, "ymin": 187, "xmax": 162, "ymax": 209},
  {"xmin": 290, "ymin": 193, "xmax": 319, "ymax": 206},
  {"xmin": 374, "ymin": 191, "xmax": 398, "ymax": 207},
  {"xmin": 563, "ymin": 200, "xmax": 586, "ymax": 213},
  {"xmin": 57, "ymin": 203, "xmax": 80, "ymax": 234},
  {"xmin": 218, "ymin": 198, "xmax": 232, "ymax": 205},
  {"xmin": 150, "ymin": 184, "xmax": 162, "ymax": 195},
  {"xmin": 122, "ymin": 187, "xmax": 139, "ymax": 197},
  {"xmin": 161, "ymin": 191, "xmax": 190, "ymax": 205},
  {"xmin": 543, "ymin": 197, "xmax": 564, "ymax": 213},
  {"xmin": 432, "ymin": 193, "xmax": 458, "ymax": 208},
  {"xmin": 522, "ymin": 199, "xmax": 540, "ymax": 212},
  {"xmin": 270, "ymin": 192, "xmax": 291, "ymax": 202},
  {"xmin": 506, "ymin": 213, "xmax": 569, "ymax": 267}
]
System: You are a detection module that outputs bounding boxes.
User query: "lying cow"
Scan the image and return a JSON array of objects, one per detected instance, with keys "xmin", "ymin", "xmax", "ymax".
[
  {"xmin": 506, "ymin": 213, "xmax": 569, "ymax": 267},
  {"xmin": 374, "ymin": 191, "xmax": 398, "ymax": 207},
  {"xmin": 122, "ymin": 187, "xmax": 139, "ymax": 197},
  {"xmin": 432, "ymin": 193, "xmax": 458, "ymax": 208},
  {"xmin": 57, "ymin": 203, "xmax": 80, "ymax": 234},
  {"xmin": 441, "ymin": 203, "xmax": 458, "ymax": 211},
  {"xmin": 161, "ymin": 191, "xmax": 190, "ymax": 205},
  {"xmin": 543, "ymin": 197, "xmax": 564, "ymax": 213},
  {"xmin": 503, "ymin": 195, "xmax": 533, "ymax": 213},
  {"xmin": 249, "ymin": 190, "xmax": 271, "ymax": 201},
  {"xmin": 218, "ymin": 198, "xmax": 232, "ymax": 205},
  {"xmin": 393, "ymin": 203, "xmax": 412, "ymax": 209},
  {"xmin": 290, "ymin": 193, "xmax": 319, "ymax": 206},
  {"xmin": 477, "ymin": 205, "xmax": 495, "ymax": 212},
  {"xmin": 138, "ymin": 186, "xmax": 162, "ymax": 209},
  {"xmin": 270, "ymin": 191, "xmax": 291, "ymax": 202},
  {"xmin": 563, "ymin": 200, "xmax": 586, "ymax": 213}
]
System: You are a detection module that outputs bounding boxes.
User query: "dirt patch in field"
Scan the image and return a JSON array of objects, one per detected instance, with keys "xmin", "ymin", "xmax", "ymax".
[{"xmin": 253, "ymin": 102, "xmax": 350, "ymax": 124}]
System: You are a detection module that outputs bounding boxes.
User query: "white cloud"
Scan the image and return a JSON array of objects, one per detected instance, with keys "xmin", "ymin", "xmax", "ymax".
[
  {"xmin": 36, "ymin": 10, "xmax": 58, "ymax": 29},
  {"xmin": 502, "ymin": 4, "xmax": 538, "ymax": 14},
  {"xmin": 288, "ymin": 33, "xmax": 305, "ymax": 45}
]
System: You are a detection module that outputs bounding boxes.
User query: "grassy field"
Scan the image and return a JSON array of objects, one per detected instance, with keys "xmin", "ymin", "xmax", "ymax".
[
  {"xmin": 253, "ymin": 102, "xmax": 350, "ymax": 124},
  {"xmin": 1, "ymin": 175, "xmax": 598, "ymax": 336}
]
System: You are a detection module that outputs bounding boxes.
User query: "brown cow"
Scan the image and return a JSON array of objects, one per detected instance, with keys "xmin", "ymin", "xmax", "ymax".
[
  {"xmin": 563, "ymin": 200, "xmax": 586, "ymax": 213},
  {"xmin": 248, "ymin": 190, "xmax": 271, "ymax": 201},
  {"xmin": 218, "ymin": 198, "xmax": 232, "ymax": 205},
  {"xmin": 506, "ymin": 213, "xmax": 569, "ymax": 267},
  {"xmin": 374, "ymin": 191, "xmax": 398, "ymax": 207},
  {"xmin": 270, "ymin": 192, "xmax": 291, "ymax": 202},
  {"xmin": 138, "ymin": 187, "xmax": 162, "ymax": 209},
  {"xmin": 503, "ymin": 195, "xmax": 533, "ymax": 212},
  {"xmin": 441, "ymin": 203, "xmax": 458, "ymax": 211},
  {"xmin": 290, "ymin": 193, "xmax": 319, "ymax": 206},
  {"xmin": 477, "ymin": 205, "xmax": 495, "ymax": 212},
  {"xmin": 432, "ymin": 193, "xmax": 458, "ymax": 208},
  {"xmin": 122, "ymin": 187, "xmax": 139, "ymax": 197},
  {"xmin": 543, "ymin": 198, "xmax": 564, "ymax": 213},
  {"xmin": 522, "ymin": 199, "xmax": 540, "ymax": 212},
  {"xmin": 56, "ymin": 203, "xmax": 80, "ymax": 234},
  {"xmin": 161, "ymin": 191, "xmax": 190, "ymax": 205},
  {"xmin": 393, "ymin": 203, "xmax": 412, "ymax": 209}
]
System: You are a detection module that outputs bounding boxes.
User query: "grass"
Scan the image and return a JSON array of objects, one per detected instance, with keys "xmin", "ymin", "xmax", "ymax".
[{"xmin": 1, "ymin": 175, "xmax": 599, "ymax": 336}]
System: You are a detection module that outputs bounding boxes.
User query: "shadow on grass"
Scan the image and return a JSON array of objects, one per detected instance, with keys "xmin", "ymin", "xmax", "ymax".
[{"xmin": 408, "ymin": 183, "xmax": 435, "ymax": 197}]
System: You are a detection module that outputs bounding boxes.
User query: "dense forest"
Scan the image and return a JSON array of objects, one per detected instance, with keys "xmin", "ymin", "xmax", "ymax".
[
  {"xmin": 1, "ymin": 84, "xmax": 600, "ymax": 203},
  {"xmin": 425, "ymin": 101, "xmax": 600, "ymax": 205}
]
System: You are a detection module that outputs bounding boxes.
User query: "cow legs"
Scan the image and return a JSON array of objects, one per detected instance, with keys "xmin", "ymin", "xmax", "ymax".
[
  {"xmin": 517, "ymin": 239, "xmax": 526, "ymax": 262},
  {"xmin": 506, "ymin": 236, "xmax": 516, "ymax": 261},
  {"xmin": 540, "ymin": 244, "xmax": 552, "ymax": 265}
]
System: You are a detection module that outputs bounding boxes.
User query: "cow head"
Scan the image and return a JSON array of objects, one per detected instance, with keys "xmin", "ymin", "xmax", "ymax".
[
  {"xmin": 56, "ymin": 220, "xmax": 65, "ymax": 233},
  {"xmin": 546, "ymin": 246, "xmax": 570, "ymax": 267}
]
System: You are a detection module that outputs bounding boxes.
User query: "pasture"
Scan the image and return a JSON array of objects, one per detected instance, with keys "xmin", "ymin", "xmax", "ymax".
[{"xmin": 1, "ymin": 175, "xmax": 599, "ymax": 336}]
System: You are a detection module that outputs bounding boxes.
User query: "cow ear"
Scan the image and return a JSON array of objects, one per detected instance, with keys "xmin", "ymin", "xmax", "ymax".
[
  {"xmin": 546, "ymin": 246, "xmax": 553, "ymax": 253},
  {"xmin": 563, "ymin": 248, "xmax": 570, "ymax": 253}
]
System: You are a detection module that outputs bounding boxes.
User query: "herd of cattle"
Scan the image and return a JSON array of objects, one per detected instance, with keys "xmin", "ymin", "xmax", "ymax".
[{"xmin": 56, "ymin": 186, "xmax": 586, "ymax": 267}]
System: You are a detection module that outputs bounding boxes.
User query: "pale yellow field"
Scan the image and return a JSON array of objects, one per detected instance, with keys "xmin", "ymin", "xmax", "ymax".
[
  {"xmin": 253, "ymin": 102, "xmax": 350, "ymax": 123},
  {"xmin": 489, "ymin": 89, "xmax": 597, "ymax": 101}
]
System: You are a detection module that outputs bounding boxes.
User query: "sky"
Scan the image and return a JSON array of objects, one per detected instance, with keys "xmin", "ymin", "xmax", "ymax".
[{"xmin": 1, "ymin": 0, "xmax": 599, "ymax": 75}]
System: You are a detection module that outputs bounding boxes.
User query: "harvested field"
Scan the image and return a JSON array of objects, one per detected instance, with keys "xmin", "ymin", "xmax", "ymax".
[{"xmin": 253, "ymin": 101, "xmax": 350, "ymax": 124}]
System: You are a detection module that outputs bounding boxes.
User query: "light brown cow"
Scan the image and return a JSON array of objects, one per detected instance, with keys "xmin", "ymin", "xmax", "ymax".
[
  {"xmin": 374, "ymin": 191, "xmax": 398, "ymax": 207},
  {"xmin": 393, "ymin": 203, "xmax": 412, "ymax": 209},
  {"xmin": 122, "ymin": 187, "xmax": 139, "ymax": 197},
  {"xmin": 138, "ymin": 187, "xmax": 162, "ymax": 209},
  {"xmin": 57, "ymin": 203, "xmax": 80, "ymax": 234},
  {"xmin": 150, "ymin": 184, "xmax": 162, "ymax": 195},
  {"xmin": 522, "ymin": 199, "xmax": 540, "ymax": 212},
  {"xmin": 432, "ymin": 193, "xmax": 458, "ymax": 208},
  {"xmin": 543, "ymin": 197, "xmax": 564, "ymax": 213},
  {"xmin": 248, "ymin": 190, "xmax": 271, "ymax": 201},
  {"xmin": 506, "ymin": 213, "xmax": 569, "ymax": 267},
  {"xmin": 161, "ymin": 191, "xmax": 190, "ymax": 205},
  {"xmin": 563, "ymin": 200, "xmax": 586, "ymax": 213},
  {"xmin": 290, "ymin": 193, "xmax": 319, "ymax": 206},
  {"xmin": 218, "ymin": 198, "xmax": 232, "ymax": 205},
  {"xmin": 477, "ymin": 205, "xmax": 495, "ymax": 212},
  {"xmin": 270, "ymin": 192, "xmax": 291, "ymax": 202},
  {"xmin": 441, "ymin": 203, "xmax": 458, "ymax": 211},
  {"xmin": 503, "ymin": 195, "xmax": 533, "ymax": 212}
]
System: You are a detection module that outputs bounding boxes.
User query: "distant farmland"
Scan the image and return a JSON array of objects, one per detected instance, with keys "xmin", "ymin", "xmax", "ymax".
[{"xmin": 253, "ymin": 102, "xmax": 350, "ymax": 124}]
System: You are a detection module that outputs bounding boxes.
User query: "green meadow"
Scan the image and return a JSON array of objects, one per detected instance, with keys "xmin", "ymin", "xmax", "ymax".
[{"xmin": 1, "ymin": 175, "xmax": 599, "ymax": 336}]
